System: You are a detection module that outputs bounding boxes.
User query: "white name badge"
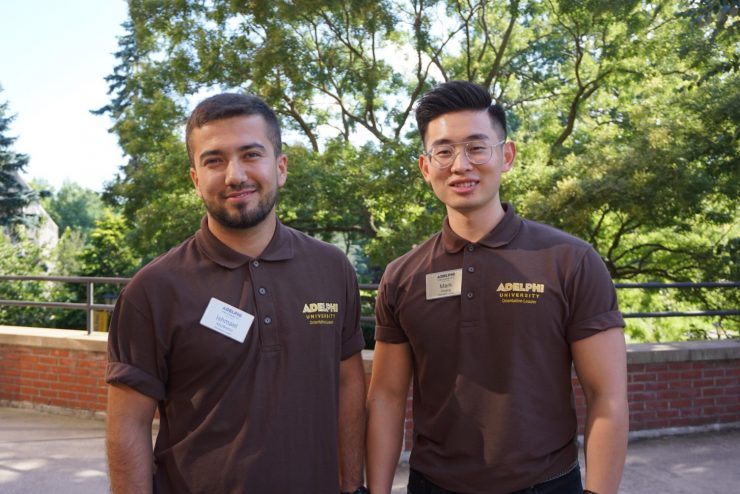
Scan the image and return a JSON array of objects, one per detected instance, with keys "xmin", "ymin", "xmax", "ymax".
[
  {"xmin": 199, "ymin": 298, "xmax": 254, "ymax": 343},
  {"xmin": 425, "ymin": 269, "xmax": 463, "ymax": 300}
]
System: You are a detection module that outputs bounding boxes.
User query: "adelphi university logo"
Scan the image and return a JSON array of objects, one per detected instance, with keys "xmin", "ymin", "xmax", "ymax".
[
  {"xmin": 302, "ymin": 302, "xmax": 339, "ymax": 325},
  {"xmin": 497, "ymin": 282, "xmax": 544, "ymax": 304}
]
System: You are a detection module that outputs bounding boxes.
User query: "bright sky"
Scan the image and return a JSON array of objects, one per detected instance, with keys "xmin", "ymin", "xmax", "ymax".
[{"xmin": 0, "ymin": 0, "xmax": 129, "ymax": 192}]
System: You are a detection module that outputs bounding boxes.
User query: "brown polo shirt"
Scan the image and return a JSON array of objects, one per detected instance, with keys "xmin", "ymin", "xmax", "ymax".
[
  {"xmin": 107, "ymin": 217, "xmax": 364, "ymax": 493},
  {"xmin": 375, "ymin": 203, "xmax": 624, "ymax": 493}
]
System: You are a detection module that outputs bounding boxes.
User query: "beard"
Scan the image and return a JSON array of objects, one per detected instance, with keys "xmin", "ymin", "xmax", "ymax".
[{"xmin": 204, "ymin": 183, "xmax": 279, "ymax": 230}]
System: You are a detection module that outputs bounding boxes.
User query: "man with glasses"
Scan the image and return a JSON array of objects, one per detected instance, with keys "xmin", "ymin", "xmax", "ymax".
[{"xmin": 367, "ymin": 81, "xmax": 628, "ymax": 494}]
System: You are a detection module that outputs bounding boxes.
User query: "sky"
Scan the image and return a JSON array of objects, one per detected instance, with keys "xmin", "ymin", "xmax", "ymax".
[{"xmin": 0, "ymin": 0, "xmax": 129, "ymax": 192}]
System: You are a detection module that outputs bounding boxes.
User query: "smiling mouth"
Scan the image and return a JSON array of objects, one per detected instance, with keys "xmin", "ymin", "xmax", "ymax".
[
  {"xmin": 223, "ymin": 187, "xmax": 258, "ymax": 200},
  {"xmin": 450, "ymin": 180, "xmax": 478, "ymax": 190}
]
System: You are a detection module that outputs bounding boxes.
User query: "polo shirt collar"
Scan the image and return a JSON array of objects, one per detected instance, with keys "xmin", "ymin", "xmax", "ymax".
[
  {"xmin": 441, "ymin": 202, "xmax": 522, "ymax": 253},
  {"xmin": 195, "ymin": 216, "xmax": 295, "ymax": 269}
]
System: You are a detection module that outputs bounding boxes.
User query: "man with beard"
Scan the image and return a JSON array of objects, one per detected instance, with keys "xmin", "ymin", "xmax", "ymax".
[{"xmin": 105, "ymin": 93, "xmax": 368, "ymax": 494}]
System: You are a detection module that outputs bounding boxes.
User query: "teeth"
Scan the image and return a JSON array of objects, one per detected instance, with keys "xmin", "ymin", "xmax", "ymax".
[{"xmin": 453, "ymin": 181, "xmax": 476, "ymax": 187}]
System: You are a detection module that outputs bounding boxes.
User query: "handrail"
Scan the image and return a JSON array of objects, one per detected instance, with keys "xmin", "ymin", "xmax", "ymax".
[
  {"xmin": 1, "ymin": 277, "xmax": 738, "ymax": 332},
  {"xmin": 0, "ymin": 275, "xmax": 129, "ymax": 335}
]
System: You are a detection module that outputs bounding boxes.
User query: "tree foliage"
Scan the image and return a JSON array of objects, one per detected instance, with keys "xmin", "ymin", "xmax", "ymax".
[
  {"xmin": 38, "ymin": 181, "xmax": 106, "ymax": 237},
  {"xmin": 96, "ymin": 1, "xmax": 739, "ymax": 338},
  {"xmin": 0, "ymin": 87, "xmax": 38, "ymax": 230}
]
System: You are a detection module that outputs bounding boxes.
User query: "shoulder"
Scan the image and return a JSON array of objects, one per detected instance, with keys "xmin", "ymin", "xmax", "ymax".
[
  {"xmin": 123, "ymin": 235, "xmax": 198, "ymax": 295},
  {"xmin": 283, "ymin": 225, "xmax": 349, "ymax": 260},
  {"xmin": 382, "ymin": 231, "xmax": 442, "ymax": 285},
  {"xmin": 518, "ymin": 218, "xmax": 592, "ymax": 250}
]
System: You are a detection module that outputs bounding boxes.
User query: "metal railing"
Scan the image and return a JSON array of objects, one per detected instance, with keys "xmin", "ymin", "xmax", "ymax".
[
  {"xmin": 0, "ymin": 275, "xmax": 129, "ymax": 334},
  {"xmin": 0, "ymin": 276, "xmax": 738, "ymax": 332}
]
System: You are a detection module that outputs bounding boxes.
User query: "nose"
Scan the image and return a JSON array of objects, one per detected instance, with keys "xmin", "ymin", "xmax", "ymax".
[
  {"xmin": 449, "ymin": 148, "xmax": 473, "ymax": 173},
  {"xmin": 225, "ymin": 156, "xmax": 248, "ymax": 185}
]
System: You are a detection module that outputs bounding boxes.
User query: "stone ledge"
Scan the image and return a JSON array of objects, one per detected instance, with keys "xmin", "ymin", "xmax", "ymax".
[
  {"xmin": 626, "ymin": 340, "xmax": 740, "ymax": 364},
  {"xmin": 0, "ymin": 326, "xmax": 108, "ymax": 352},
  {"xmin": 2, "ymin": 326, "xmax": 739, "ymax": 365}
]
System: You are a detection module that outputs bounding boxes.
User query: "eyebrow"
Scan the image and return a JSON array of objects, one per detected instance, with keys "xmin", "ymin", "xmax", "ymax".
[
  {"xmin": 198, "ymin": 143, "xmax": 268, "ymax": 163},
  {"xmin": 429, "ymin": 134, "xmax": 491, "ymax": 147}
]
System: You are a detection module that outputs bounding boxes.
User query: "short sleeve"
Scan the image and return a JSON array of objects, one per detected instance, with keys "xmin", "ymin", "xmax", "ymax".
[
  {"xmin": 374, "ymin": 270, "xmax": 410, "ymax": 344},
  {"xmin": 105, "ymin": 284, "xmax": 167, "ymax": 400},
  {"xmin": 340, "ymin": 258, "xmax": 365, "ymax": 360},
  {"xmin": 565, "ymin": 247, "xmax": 625, "ymax": 342}
]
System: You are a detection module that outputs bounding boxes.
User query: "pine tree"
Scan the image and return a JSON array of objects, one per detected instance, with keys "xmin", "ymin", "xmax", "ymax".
[{"xmin": 0, "ymin": 87, "xmax": 38, "ymax": 230}]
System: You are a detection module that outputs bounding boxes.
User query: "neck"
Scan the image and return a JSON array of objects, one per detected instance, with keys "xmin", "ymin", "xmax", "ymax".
[
  {"xmin": 206, "ymin": 212, "xmax": 277, "ymax": 258},
  {"xmin": 447, "ymin": 201, "xmax": 506, "ymax": 243}
]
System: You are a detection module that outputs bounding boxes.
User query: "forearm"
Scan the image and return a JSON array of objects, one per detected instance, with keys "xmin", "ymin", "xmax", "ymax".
[
  {"xmin": 106, "ymin": 419, "xmax": 154, "ymax": 494},
  {"xmin": 106, "ymin": 384, "xmax": 157, "ymax": 494},
  {"xmin": 366, "ymin": 393, "xmax": 407, "ymax": 494},
  {"xmin": 339, "ymin": 354, "xmax": 367, "ymax": 491},
  {"xmin": 583, "ymin": 396, "xmax": 629, "ymax": 494}
]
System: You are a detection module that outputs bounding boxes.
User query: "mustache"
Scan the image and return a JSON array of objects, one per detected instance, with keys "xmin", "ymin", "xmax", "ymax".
[{"xmin": 221, "ymin": 183, "xmax": 259, "ymax": 197}]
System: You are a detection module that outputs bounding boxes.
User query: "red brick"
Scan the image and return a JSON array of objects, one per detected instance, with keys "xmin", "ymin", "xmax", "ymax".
[
  {"xmin": 645, "ymin": 381, "xmax": 669, "ymax": 391},
  {"xmin": 39, "ymin": 389, "xmax": 58, "ymax": 399},
  {"xmin": 633, "ymin": 373, "xmax": 657, "ymax": 382},
  {"xmin": 655, "ymin": 390, "xmax": 679, "ymax": 400},
  {"xmin": 702, "ymin": 387, "xmax": 723, "ymax": 397},
  {"xmin": 715, "ymin": 377, "xmax": 737, "ymax": 386},
  {"xmin": 723, "ymin": 386, "xmax": 740, "ymax": 396},
  {"xmin": 716, "ymin": 396, "xmax": 739, "ymax": 406},
  {"xmin": 628, "ymin": 383, "xmax": 646, "ymax": 392},
  {"xmin": 681, "ymin": 370, "xmax": 702, "ymax": 379}
]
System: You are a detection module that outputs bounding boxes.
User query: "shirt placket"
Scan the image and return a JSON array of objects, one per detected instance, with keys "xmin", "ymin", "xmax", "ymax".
[
  {"xmin": 460, "ymin": 243, "xmax": 480, "ymax": 331},
  {"xmin": 248, "ymin": 259, "xmax": 281, "ymax": 351}
]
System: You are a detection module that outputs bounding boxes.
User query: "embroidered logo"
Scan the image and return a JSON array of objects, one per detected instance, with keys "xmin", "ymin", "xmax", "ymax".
[
  {"xmin": 496, "ymin": 282, "xmax": 545, "ymax": 304},
  {"xmin": 302, "ymin": 302, "xmax": 339, "ymax": 325}
]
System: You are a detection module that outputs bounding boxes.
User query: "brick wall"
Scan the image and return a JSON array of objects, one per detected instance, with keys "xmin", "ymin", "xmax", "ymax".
[
  {"xmin": 0, "ymin": 327, "xmax": 107, "ymax": 416},
  {"xmin": 2, "ymin": 327, "xmax": 739, "ymax": 442}
]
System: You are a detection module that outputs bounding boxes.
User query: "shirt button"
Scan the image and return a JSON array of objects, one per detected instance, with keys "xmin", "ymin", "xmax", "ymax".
[
  {"xmin": 467, "ymin": 245, "xmax": 475, "ymax": 252},
  {"xmin": 252, "ymin": 260, "xmax": 260, "ymax": 267},
  {"xmin": 466, "ymin": 292, "xmax": 474, "ymax": 299},
  {"xmin": 264, "ymin": 316, "xmax": 272, "ymax": 324},
  {"xmin": 467, "ymin": 266, "xmax": 475, "ymax": 273},
  {"xmin": 258, "ymin": 287, "xmax": 267, "ymax": 295}
]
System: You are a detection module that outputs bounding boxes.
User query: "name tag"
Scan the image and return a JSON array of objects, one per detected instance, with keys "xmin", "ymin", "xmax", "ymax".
[
  {"xmin": 425, "ymin": 269, "xmax": 463, "ymax": 300},
  {"xmin": 200, "ymin": 298, "xmax": 254, "ymax": 343}
]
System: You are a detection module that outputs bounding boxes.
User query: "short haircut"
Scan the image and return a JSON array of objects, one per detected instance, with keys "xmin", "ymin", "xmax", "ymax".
[
  {"xmin": 415, "ymin": 81, "xmax": 507, "ymax": 146},
  {"xmin": 185, "ymin": 93, "xmax": 282, "ymax": 167}
]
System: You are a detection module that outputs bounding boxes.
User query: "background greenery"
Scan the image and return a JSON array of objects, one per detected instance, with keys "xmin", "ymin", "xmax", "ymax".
[{"xmin": 1, "ymin": 0, "xmax": 738, "ymax": 341}]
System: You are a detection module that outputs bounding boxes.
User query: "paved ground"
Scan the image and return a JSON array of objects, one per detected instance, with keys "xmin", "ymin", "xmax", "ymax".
[{"xmin": 1, "ymin": 406, "xmax": 738, "ymax": 493}]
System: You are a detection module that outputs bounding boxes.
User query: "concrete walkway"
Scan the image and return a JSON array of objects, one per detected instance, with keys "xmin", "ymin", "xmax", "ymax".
[{"xmin": 1, "ymin": 406, "xmax": 738, "ymax": 493}]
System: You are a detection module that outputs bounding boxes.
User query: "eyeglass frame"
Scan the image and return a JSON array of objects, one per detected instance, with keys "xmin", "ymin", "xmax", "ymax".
[{"xmin": 423, "ymin": 139, "xmax": 507, "ymax": 169}]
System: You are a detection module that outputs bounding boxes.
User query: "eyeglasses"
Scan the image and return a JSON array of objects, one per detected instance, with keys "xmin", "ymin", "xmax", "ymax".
[{"xmin": 424, "ymin": 139, "xmax": 506, "ymax": 169}]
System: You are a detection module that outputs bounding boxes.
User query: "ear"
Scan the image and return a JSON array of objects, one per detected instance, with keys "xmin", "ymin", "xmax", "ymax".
[
  {"xmin": 276, "ymin": 154, "xmax": 288, "ymax": 187},
  {"xmin": 419, "ymin": 154, "xmax": 432, "ymax": 184},
  {"xmin": 190, "ymin": 167, "xmax": 203, "ymax": 198},
  {"xmin": 501, "ymin": 141, "xmax": 516, "ymax": 173}
]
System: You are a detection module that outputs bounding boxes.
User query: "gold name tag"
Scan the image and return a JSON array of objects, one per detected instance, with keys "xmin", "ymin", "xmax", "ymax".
[{"xmin": 425, "ymin": 269, "xmax": 462, "ymax": 300}]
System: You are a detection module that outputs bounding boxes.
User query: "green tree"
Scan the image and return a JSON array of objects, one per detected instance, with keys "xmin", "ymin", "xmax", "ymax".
[
  {"xmin": 40, "ymin": 181, "xmax": 106, "ymax": 236},
  {"xmin": 96, "ymin": 0, "xmax": 738, "ymax": 342},
  {"xmin": 78, "ymin": 210, "xmax": 140, "ymax": 278},
  {"xmin": 0, "ymin": 87, "xmax": 38, "ymax": 231}
]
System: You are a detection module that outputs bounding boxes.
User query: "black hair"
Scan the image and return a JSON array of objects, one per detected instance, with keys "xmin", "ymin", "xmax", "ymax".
[
  {"xmin": 415, "ymin": 81, "xmax": 507, "ymax": 145},
  {"xmin": 185, "ymin": 93, "xmax": 282, "ymax": 167}
]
